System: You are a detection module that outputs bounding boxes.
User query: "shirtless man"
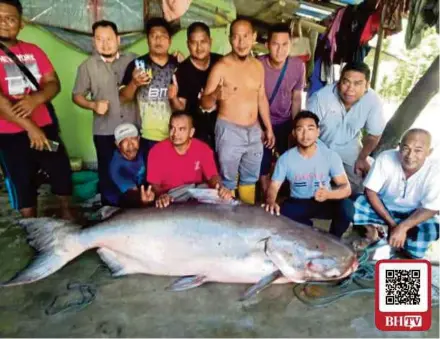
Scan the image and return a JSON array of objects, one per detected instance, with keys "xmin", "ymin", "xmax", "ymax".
[{"xmin": 200, "ymin": 18, "xmax": 275, "ymax": 204}]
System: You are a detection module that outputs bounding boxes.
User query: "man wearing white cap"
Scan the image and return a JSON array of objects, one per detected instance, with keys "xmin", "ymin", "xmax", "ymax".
[{"xmin": 107, "ymin": 123, "xmax": 155, "ymax": 207}]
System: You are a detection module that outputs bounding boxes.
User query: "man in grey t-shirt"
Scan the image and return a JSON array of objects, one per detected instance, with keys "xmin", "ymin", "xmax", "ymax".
[
  {"xmin": 307, "ymin": 62, "xmax": 386, "ymax": 195},
  {"xmin": 72, "ymin": 20, "xmax": 138, "ymax": 205},
  {"xmin": 262, "ymin": 111, "xmax": 354, "ymax": 238}
]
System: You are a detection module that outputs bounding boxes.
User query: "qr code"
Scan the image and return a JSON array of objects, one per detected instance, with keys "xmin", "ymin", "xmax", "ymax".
[{"xmin": 385, "ymin": 269, "xmax": 421, "ymax": 305}]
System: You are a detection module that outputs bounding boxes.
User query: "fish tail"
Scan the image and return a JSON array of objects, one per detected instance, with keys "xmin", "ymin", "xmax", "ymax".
[{"xmin": 1, "ymin": 217, "xmax": 84, "ymax": 287}]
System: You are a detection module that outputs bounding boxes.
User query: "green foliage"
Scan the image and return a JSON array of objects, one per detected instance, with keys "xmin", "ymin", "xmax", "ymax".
[{"xmin": 379, "ymin": 27, "xmax": 439, "ymax": 102}]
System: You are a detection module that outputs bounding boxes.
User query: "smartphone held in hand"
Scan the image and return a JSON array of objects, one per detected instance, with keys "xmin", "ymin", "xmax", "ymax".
[{"xmin": 45, "ymin": 139, "xmax": 59, "ymax": 152}]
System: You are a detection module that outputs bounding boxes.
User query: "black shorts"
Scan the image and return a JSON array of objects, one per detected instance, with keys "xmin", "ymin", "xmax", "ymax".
[{"xmin": 0, "ymin": 124, "xmax": 72, "ymax": 210}]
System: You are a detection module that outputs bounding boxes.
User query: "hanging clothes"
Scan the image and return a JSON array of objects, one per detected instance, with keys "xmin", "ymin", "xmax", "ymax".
[
  {"xmin": 359, "ymin": 8, "xmax": 381, "ymax": 45},
  {"xmin": 326, "ymin": 7, "xmax": 346, "ymax": 63},
  {"xmin": 380, "ymin": 0, "xmax": 406, "ymax": 35},
  {"xmin": 406, "ymin": 0, "xmax": 439, "ymax": 49},
  {"xmin": 306, "ymin": 29, "xmax": 319, "ymax": 79},
  {"xmin": 333, "ymin": 1, "xmax": 377, "ymax": 64},
  {"xmin": 307, "ymin": 34, "xmax": 333, "ymax": 99}
]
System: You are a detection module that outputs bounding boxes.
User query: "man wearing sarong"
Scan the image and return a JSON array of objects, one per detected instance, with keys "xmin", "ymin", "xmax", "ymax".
[{"xmin": 353, "ymin": 128, "xmax": 440, "ymax": 258}]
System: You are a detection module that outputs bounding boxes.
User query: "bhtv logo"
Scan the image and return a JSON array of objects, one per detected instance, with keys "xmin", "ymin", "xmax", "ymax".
[
  {"xmin": 385, "ymin": 316, "xmax": 423, "ymax": 329},
  {"xmin": 375, "ymin": 259, "xmax": 432, "ymax": 332}
]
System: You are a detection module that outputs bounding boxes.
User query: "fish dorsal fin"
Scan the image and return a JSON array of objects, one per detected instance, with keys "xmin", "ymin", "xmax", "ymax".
[{"xmin": 263, "ymin": 237, "xmax": 307, "ymax": 283}]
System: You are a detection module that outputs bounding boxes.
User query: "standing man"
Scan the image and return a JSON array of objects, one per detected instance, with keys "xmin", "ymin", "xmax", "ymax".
[
  {"xmin": 168, "ymin": 21, "xmax": 222, "ymax": 148},
  {"xmin": 0, "ymin": 0, "xmax": 74, "ymax": 219},
  {"xmin": 119, "ymin": 17, "xmax": 178, "ymax": 160},
  {"xmin": 263, "ymin": 111, "xmax": 353, "ymax": 239},
  {"xmin": 201, "ymin": 18, "xmax": 275, "ymax": 204},
  {"xmin": 306, "ymin": 62, "xmax": 386, "ymax": 194},
  {"xmin": 72, "ymin": 20, "xmax": 138, "ymax": 206},
  {"xmin": 258, "ymin": 23, "xmax": 305, "ymax": 197}
]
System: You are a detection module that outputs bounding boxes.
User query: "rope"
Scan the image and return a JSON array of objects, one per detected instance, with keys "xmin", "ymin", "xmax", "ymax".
[
  {"xmin": 45, "ymin": 283, "xmax": 97, "ymax": 316},
  {"xmin": 44, "ymin": 265, "xmax": 109, "ymax": 316}
]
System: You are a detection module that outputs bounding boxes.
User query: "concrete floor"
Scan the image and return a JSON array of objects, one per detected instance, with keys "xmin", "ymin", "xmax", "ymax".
[{"xmin": 0, "ymin": 183, "xmax": 439, "ymax": 338}]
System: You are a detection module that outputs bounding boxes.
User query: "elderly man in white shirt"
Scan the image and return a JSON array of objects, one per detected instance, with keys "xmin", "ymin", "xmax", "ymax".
[
  {"xmin": 307, "ymin": 62, "xmax": 386, "ymax": 195},
  {"xmin": 352, "ymin": 128, "xmax": 440, "ymax": 259}
]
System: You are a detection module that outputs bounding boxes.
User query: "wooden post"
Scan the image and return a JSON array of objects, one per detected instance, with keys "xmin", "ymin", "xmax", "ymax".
[
  {"xmin": 143, "ymin": 0, "xmax": 149, "ymax": 28},
  {"xmin": 371, "ymin": 5, "xmax": 385, "ymax": 90},
  {"xmin": 373, "ymin": 56, "xmax": 440, "ymax": 155}
]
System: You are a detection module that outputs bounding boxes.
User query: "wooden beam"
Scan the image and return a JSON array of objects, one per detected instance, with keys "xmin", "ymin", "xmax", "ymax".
[
  {"xmin": 143, "ymin": 0, "xmax": 149, "ymax": 19},
  {"xmin": 238, "ymin": 15, "xmax": 271, "ymax": 42},
  {"xmin": 371, "ymin": 4, "xmax": 385, "ymax": 90},
  {"xmin": 297, "ymin": 18, "xmax": 327, "ymax": 33},
  {"xmin": 373, "ymin": 56, "xmax": 440, "ymax": 155}
]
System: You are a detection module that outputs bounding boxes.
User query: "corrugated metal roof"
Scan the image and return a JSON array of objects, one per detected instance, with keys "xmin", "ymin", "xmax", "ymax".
[{"xmin": 294, "ymin": 1, "xmax": 365, "ymax": 21}]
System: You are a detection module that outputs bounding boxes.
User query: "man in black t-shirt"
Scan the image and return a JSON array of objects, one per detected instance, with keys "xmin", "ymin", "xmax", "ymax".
[
  {"xmin": 119, "ymin": 17, "xmax": 178, "ymax": 159},
  {"xmin": 168, "ymin": 22, "xmax": 222, "ymax": 149}
]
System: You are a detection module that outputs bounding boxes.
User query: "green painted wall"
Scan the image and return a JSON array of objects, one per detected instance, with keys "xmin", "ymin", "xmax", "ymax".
[{"xmin": 18, "ymin": 24, "xmax": 231, "ymax": 164}]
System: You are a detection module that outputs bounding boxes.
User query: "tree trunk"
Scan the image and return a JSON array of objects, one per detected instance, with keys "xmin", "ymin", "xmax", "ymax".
[{"xmin": 373, "ymin": 56, "xmax": 439, "ymax": 156}]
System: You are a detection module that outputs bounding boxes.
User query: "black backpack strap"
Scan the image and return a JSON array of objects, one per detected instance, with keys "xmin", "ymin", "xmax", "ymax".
[{"xmin": 0, "ymin": 41, "xmax": 41, "ymax": 90}]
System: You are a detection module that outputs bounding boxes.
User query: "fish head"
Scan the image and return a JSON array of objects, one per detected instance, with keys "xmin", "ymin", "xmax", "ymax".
[{"xmin": 263, "ymin": 232, "xmax": 358, "ymax": 283}]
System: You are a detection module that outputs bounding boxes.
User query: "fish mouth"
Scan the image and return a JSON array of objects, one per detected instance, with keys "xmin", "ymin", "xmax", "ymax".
[
  {"xmin": 306, "ymin": 255, "xmax": 359, "ymax": 281},
  {"xmin": 339, "ymin": 255, "xmax": 359, "ymax": 279}
]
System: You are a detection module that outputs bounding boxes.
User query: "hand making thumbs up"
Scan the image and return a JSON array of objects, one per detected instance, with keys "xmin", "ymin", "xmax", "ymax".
[
  {"xmin": 215, "ymin": 77, "xmax": 232, "ymax": 101},
  {"xmin": 314, "ymin": 181, "xmax": 329, "ymax": 202}
]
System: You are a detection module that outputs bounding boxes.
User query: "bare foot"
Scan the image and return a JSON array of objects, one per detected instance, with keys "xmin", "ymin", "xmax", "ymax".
[
  {"xmin": 352, "ymin": 225, "xmax": 386, "ymax": 251},
  {"xmin": 365, "ymin": 225, "xmax": 380, "ymax": 241}
]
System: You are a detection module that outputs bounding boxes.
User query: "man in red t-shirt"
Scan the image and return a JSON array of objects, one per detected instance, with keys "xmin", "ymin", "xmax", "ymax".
[
  {"xmin": 147, "ymin": 110, "xmax": 232, "ymax": 208},
  {"xmin": 0, "ymin": 0, "xmax": 73, "ymax": 219}
]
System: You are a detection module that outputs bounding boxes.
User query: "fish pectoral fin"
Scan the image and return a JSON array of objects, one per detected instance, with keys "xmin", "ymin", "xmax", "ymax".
[
  {"xmin": 239, "ymin": 270, "xmax": 283, "ymax": 301},
  {"xmin": 166, "ymin": 275, "xmax": 207, "ymax": 292}
]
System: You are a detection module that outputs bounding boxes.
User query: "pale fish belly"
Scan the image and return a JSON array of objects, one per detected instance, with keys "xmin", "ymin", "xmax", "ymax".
[{"xmin": 82, "ymin": 208, "xmax": 282, "ymax": 283}]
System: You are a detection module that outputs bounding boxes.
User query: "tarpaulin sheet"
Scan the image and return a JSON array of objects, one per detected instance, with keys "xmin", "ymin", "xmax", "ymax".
[{"xmin": 20, "ymin": 0, "xmax": 235, "ymax": 53}]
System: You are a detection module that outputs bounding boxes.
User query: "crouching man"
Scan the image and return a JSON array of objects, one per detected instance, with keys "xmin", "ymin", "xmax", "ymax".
[
  {"xmin": 262, "ymin": 111, "xmax": 353, "ymax": 238},
  {"xmin": 108, "ymin": 123, "xmax": 155, "ymax": 207},
  {"xmin": 147, "ymin": 111, "xmax": 233, "ymax": 208},
  {"xmin": 353, "ymin": 128, "xmax": 439, "ymax": 258}
]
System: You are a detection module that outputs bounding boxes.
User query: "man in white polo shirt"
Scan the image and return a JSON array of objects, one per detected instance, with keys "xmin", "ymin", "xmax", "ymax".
[
  {"xmin": 307, "ymin": 62, "xmax": 386, "ymax": 194},
  {"xmin": 352, "ymin": 128, "xmax": 440, "ymax": 258}
]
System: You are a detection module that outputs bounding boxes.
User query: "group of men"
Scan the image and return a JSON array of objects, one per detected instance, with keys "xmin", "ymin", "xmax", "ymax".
[{"xmin": 0, "ymin": 0, "xmax": 438, "ymax": 260}]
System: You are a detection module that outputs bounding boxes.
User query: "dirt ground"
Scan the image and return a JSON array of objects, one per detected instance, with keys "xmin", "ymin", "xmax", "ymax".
[{"xmin": 0, "ymin": 182, "xmax": 438, "ymax": 338}]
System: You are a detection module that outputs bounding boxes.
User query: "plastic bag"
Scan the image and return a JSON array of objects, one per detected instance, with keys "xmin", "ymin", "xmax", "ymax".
[{"xmin": 289, "ymin": 19, "xmax": 311, "ymax": 62}]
